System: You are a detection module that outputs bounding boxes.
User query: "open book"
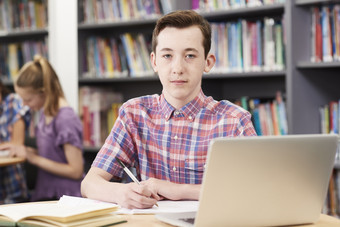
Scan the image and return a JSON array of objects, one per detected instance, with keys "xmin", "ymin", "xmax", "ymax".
[{"xmin": 0, "ymin": 196, "xmax": 126, "ymax": 227}]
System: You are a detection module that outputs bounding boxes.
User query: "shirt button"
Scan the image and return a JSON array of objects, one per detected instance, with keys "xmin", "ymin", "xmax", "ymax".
[
  {"xmin": 173, "ymin": 166, "xmax": 177, "ymax": 171},
  {"xmin": 174, "ymin": 135, "xmax": 178, "ymax": 140},
  {"xmin": 174, "ymin": 110, "xmax": 180, "ymax": 115},
  {"xmin": 188, "ymin": 116, "xmax": 192, "ymax": 120}
]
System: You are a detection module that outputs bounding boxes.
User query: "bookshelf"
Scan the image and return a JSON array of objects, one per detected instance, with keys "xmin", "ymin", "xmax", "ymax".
[
  {"xmin": 288, "ymin": 0, "xmax": 340, "ymax": 216},
  {"xmin": 287, "ymin": 0, "xmax": 340, "ymax": 136},
  {"xmin": 0, "ymin": 0, "xmax": 48, "ymax": 86}
]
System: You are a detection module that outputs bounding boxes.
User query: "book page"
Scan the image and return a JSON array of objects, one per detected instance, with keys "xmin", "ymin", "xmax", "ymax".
[
  {"xmin": 57, "ymin": 195, "xmax": 116, "ymax": 207},
  {"xmin": 116, "ymin": 200, "xmax": 199, "ymax": 214},
  {"xmin": 0, "ymin": 197, "xmax": 119, "ymax": 223}
]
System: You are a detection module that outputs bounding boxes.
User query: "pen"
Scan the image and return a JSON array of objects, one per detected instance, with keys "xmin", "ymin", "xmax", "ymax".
[
  {"xmin": 116, "ymin": 157, "xmax": 141, "ymax": 185},
  {"xmin": 115, "ymin": 157, "xmax": 159, "ymax": 207}
]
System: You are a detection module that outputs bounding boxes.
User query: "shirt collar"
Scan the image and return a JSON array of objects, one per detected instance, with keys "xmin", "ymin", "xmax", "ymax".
[{"xmin": 160, "ymin": 89, "xmax": 207, "ymax": 121}]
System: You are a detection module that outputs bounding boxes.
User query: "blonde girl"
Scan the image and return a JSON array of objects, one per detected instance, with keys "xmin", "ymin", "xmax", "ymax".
[{"xmin": 0, "ymin": 55, "xmax": 84, "ymax": 201}]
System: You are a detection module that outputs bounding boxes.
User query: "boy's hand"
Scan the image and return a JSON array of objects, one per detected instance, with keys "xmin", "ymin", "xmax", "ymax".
[{"xmin": 116, "ymin": 182, "xmax": 160, "ymax": 209}]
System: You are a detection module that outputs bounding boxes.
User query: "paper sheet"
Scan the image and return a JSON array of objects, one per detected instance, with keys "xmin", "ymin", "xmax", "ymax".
[{"xmin": 115, "ymin": 200, "xmax": 199, "ymax": 214}]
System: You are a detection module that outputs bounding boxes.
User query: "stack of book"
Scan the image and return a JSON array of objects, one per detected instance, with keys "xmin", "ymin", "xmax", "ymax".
[{"xmin": 0, "ymin": 195, "xmax": 125, "ymax": 227}]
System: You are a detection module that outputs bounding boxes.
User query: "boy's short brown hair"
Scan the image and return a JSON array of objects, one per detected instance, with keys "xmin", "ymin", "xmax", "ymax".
[{"xmin": 152, "ymin": 10, "xmax": 211, "ymax": 59}]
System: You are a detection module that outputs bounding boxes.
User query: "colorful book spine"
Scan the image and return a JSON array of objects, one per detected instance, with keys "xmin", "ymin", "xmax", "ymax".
[
  {"xmin": 81, "ymin": 0, "xmax": 172, "ymax": 23},
  {"xmin": 210, "ymin": 16, "xmax": 284, "ymax": 73},
  {"xmin": 79, "ymin": 86, "xmax": 123, "ymax": 146},
  {"xmin": 235, "ymin": 91, "xmax": 288, "ymax": 136}
]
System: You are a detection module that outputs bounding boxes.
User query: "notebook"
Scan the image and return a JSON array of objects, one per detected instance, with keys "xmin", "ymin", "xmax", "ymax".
[{"xmin": 155, "ymin": 134, "xmax": 339, "ymax": 227}]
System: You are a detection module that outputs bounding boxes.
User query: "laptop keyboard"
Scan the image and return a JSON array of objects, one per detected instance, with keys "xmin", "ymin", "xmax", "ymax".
[{"xmin": 180, "ymin": 217, "xmax": 195, "ymax": 224}]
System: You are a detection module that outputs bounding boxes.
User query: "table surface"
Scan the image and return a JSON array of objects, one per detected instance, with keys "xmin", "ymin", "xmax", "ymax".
[
  {"xmin": 117, "ymin": 214, "xmax": 340, "ymax": 227},
  {"xmin": 0, "ymin": 157, "xmax": 25, "ymax": 167}
]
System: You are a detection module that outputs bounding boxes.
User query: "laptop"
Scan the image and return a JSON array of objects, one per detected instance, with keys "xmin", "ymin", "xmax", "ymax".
[{"xmin": 156, "ymin": 134, "xmax": 339, "ymax": 227}]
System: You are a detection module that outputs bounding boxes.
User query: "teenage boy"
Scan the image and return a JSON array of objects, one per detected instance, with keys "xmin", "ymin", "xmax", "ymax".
[{"xmin": 81, "ymin": 10, "xmax": 257, "ymax": 209}]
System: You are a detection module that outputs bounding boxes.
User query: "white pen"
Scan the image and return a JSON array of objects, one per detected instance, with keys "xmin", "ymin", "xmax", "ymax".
[
  {"xmin": 115, "ymin": 157, "xmax": 159, "ymax": 207},
  {"xmin": 115, "ymin": 157, "xmax": 140, "ymax": 185}
]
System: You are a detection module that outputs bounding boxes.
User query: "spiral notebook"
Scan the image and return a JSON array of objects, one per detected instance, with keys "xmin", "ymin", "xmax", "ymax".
[{"xmin": 156, "ymin": 134, "xmax": 338, "ymax": 227}]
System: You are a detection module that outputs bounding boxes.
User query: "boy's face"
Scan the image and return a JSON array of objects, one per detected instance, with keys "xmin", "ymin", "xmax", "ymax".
[{"xmin": 151, "ymin": 26, "xmax": 215, "ymax": 108}]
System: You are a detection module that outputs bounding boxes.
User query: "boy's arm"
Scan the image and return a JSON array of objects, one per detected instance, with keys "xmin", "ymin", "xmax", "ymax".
[
  {"xmin": 81, "ymin": 167, "xmax": 159, "ymax": 209},
  {"xmin": 141, "ymin": 178, "xmax": 201, "ymax": 201}
]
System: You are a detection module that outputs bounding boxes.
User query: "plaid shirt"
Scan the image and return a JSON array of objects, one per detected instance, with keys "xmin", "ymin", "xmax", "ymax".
[
  {"xmin": 0, "ymin": 93, "xmax": 30, "ymax": 204},
  {"xmin": 93, "ymin": 90, "xmax": 256, "ymax": 184}
]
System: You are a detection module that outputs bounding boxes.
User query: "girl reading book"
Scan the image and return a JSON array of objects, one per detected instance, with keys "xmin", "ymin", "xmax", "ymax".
[{"xmin": 0, "ymin": 55, "xmax": 84, "ymax": 201}]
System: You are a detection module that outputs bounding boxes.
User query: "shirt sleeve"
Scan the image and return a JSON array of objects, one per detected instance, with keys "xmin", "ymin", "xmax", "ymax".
[
  {"xmin": 92, "ymin": 104, "xmax": 138, "ymax": 180},
  {"xmin": 54, "ymin": 108, "xmax": 83, "ymax": 150},
  {"xmin": 239, "ymin": 111, "xmax": 258, "ymax": 136}
]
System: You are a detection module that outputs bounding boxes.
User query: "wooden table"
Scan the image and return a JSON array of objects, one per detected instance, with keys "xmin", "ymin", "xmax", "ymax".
[
  {"xmin": 117, "ymin": 214, "xmax": 340, "ymax": 227},
  {"xmin": 0, "ymin": 157, "xmax": 25, "ymax": 167}
]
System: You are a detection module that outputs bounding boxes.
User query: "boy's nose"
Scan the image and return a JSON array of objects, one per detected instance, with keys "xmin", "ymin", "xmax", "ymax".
[{"xmin": 172, "ymin": 58, "xmax": 184, "ymax": 75}]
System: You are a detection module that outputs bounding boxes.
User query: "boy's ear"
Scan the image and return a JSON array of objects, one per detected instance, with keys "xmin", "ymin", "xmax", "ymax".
[
  {"xmin": 204, "ymin": 53, "xmax": 216, "ymax": 73},
  {"xmin": 150, "ymin": 52, "xmax": 158, "ymax": 73}
]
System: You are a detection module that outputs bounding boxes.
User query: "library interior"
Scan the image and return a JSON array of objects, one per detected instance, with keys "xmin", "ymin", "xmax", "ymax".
[{"xmin": 0, "ymin": 0, "xmax": 340, "ymax": 226}]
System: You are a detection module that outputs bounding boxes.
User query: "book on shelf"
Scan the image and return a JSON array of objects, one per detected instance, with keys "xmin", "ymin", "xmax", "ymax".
[
  {"xmin": 319, "ymin": 99, "xmax": 340, "ymax": 135},
  {"xmin": 0, "ymin": 195, "xmax": 125, "ymax": 227},
  {"xmin": 235, "ymin": 91, "xmax": 287, "ymax": 136},
  {"xmin": 83, "ymin": 35, "xmax": 134, "ymax": 78},
  {"xmin": 248, "ymin": 98, "xmax": 262, "ymax": 136},
  {"xmin": 311, "ymin": 6, "xmax": 323, "ymax": 62},
  {"xmin": 79, "ymin": 86, "xmax": 123, "ymax": 147},
  {"xmin": 324, "ymin": 169, "xmax": 340, "ymax": 217},
  {"xmin": 210, "ymin": 16, "xmax": 285, "ymax": 74},
  {"xmin": 311, "ymin": 4, "xmax": 340, "ymax": 63},
  {"xmin": 192, "ymin": 0, "xmax": 285, "ymax": 12},
  {"xmin": 0, "ymin": 0, "xmax": 47, "ymax": 31},
  {"xmin": 8, "ymin": 43, "xmax": 19, "ymax": 80},
  {"xmin": 120, "ymin": 33, "xmax": 154, "ymax": 77},
  {"xmin": 0, "ymin": 39, "xmax": 48, "ymax": 80},
  {"xmin": 321, "ymin": 6, "xmax": 333, "ymax": 62},
  {"xmin": 81, "ymin": 0, "xmax": 172, "ymax": 24}
]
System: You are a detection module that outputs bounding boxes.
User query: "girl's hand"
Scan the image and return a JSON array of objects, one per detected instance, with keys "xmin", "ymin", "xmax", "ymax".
[{"xmin": 0, "ymin": 143, "xmax": 26, "ymax": 158}]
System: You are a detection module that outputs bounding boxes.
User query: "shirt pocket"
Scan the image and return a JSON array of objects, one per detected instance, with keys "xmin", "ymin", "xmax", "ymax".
[{"xmin": 184, "ymin": 156, "xmax": 206, "ymax": 184}]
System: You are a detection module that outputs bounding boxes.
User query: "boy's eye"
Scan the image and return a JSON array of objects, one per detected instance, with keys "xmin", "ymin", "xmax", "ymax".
[
  {"xmin": 186, "ymin": 54, "xmax": 195, "ymax": 59},
  {"xmin": 163, "ymin": 54, "xmax": 171, "ymax": 59}
]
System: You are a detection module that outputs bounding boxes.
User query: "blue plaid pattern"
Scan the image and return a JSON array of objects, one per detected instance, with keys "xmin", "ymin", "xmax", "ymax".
[{"xmin": 0, "ymin": 93, "xmax": 30, "ymax": 204}]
